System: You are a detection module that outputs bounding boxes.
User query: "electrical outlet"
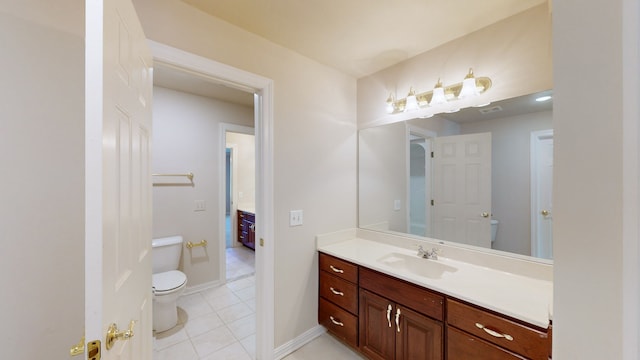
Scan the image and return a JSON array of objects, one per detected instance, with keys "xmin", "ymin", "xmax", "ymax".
[
  {"xmin": 289, "ymin": 210, "xmax": 303, "ymax": 226},
  {"xmin": 394, "ymin": 199, "xmax": 401, "ymax": 211}
]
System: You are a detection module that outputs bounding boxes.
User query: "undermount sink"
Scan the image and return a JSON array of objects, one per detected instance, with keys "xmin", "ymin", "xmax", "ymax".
[{"xmin": 377, "ymin": 252, "xmax": 458, "ymax": 279}]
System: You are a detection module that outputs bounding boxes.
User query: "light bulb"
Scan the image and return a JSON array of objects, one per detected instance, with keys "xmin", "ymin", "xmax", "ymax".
[
  {"xmin": 458, "ymin": 68, "xmax": 480, "ymax": 99},
  {"xmin": 404, "ymin": 87, "xmax": 420, "ymax": 112},
  {"xmin": 430, "ymin": 79, "xmax": 447, "ymax": 105},
  {"xmin": 385, "ymin": 93, "xmax": 396, "ymax": 113}
]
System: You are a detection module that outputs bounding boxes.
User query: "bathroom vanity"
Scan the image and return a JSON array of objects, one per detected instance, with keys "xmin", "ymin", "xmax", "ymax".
[
  {"xmin": 317, "ymin": 230, "xmax": 552, "ymax": 360},
  {"xmin": 237, "ymin": 209, "xmax": 256, "ymax": 250}
]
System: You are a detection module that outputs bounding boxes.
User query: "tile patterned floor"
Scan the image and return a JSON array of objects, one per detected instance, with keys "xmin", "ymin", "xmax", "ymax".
[
  {"xmin": 153, "ymin": 245, "xmax": 361, "ymax": 359},
  {"xmin": 226, "ymin": 246, "xmax": 255, "ymax": 282},
  {"xmin": 153, "ymin": 275, "xmax": 257, "ymax": 360},
  {"xmin": 283, "ymin": 333, "xmax": 365, "ymax": 360}
]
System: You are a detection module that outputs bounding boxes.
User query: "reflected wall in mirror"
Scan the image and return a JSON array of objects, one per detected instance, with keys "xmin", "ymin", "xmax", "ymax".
[{"xmin": 359, "ymin": 91, "xmax": 553, "ymax": 260}]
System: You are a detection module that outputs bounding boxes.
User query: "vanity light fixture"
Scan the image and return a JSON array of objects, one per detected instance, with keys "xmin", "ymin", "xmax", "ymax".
[{"xmin": 386, "ymin": 68, "xmax": 492, "ymax": 116}]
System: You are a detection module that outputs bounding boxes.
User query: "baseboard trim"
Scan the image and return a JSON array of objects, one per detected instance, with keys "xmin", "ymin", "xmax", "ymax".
[
  {"xmin": 182, "ymin": 279, "xmax": 224, "ymax": 296},
  {"xmin": 273, "ymin": 325, "xmax": 327, "ymax": 360}
]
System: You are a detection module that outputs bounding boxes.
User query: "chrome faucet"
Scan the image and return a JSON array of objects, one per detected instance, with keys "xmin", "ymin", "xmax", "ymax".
[{"xmin": 417, "ymin": 245, "xmax": 440, "ymax": 260}]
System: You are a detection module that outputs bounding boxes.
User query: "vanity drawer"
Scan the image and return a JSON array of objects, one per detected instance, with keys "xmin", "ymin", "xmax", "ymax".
[
  {"xmin": 319, "ymin": 297, "xmax": 358, "ymax": 348},
  {"xmin": 319, "ymin": 271, "xmax": 358, "ymax": 314},
  {"xmin": 447, "ymin": 299, "xmax": 549, "ymax": 360},
  {"xmin": 359, "ymin": 267, "xmax": 444, "ymax": 321},
  {"xmin": 447, "ymin": 327, "xmax": 525, "ymax": 360},
  {"xmin": 319, "ymin": 253, "xmax": 358, "ymax": 283}
]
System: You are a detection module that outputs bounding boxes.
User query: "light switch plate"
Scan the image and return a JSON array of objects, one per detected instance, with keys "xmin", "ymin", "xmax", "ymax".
[
  {"xmin": 194, "ymin": 200, "xmax": 206, "ymax": 211},
  {"xmin": 289, "ymin": 210, "xmax": 303, "ymax": 226}
]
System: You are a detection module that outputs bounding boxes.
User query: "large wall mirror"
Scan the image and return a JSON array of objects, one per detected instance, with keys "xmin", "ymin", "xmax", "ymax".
[{"xmin": 359, "ymin": 90, "xmax": 553, "ymax": 261}]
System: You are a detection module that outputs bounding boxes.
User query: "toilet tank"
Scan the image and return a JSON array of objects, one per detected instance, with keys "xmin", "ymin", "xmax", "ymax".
[{"xmin": 152, "ymin": 236, "xmax": 183, "ymax": 274}]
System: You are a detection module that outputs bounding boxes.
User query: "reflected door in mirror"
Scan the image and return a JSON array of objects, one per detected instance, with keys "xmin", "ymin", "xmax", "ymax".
[{"xmin": 433, "ymin": 133, "xmax": 492, "ymax": 248}]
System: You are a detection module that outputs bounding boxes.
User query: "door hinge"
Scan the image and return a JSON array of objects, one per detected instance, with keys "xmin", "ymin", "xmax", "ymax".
[
  {"xmin": 260, "ymin": 238, "xmax": 264, "ymax": 247},
  {"xmin": 431, "ymin": 199, "xmax": 435, "ymax": 206},
  {"xmin": 69, "ymin": 336, "xmax": 85, "ymax": 356},
  {"xmin": 431, "ymin": 151, "xmax": 434, "ymax": 158}
]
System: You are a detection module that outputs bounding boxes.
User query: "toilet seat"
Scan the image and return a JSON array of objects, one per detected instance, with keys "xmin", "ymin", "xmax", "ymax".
[{"xmin": 153, "ymin": 270, "xmax": 187, "ymax": 294}]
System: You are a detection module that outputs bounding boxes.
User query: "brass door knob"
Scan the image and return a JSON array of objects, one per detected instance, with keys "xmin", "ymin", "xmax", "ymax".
[
  {"xmin": 541, "ymin": 210, "xmax": 550, "ymax": 216},
  {"xmin": 106, "ymin": 320, "xmax": 136, "ymax": 350},
  {"xmin": 481, "ymin": 212, "xmax": 490, "ymax": 218}
]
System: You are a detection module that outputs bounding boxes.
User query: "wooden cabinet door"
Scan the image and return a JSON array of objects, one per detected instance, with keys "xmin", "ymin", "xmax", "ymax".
[
  {"xmin": 395, "ymin": 305, "xmax": 443, "ymax": 360},
  {"xmin": 359, "ymin": 289, "xmax": 395, "ymax": 360}
]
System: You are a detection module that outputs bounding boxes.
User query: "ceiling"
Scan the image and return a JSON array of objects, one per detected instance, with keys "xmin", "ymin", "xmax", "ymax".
[
  {"xmin": 153, "ymin": 0, "xmax": 549, "ymax": 109},
  {"xmin": 438, "ymin": 90, "xmax": 553, "ymax": 124},
  {"xmin": 154, "ymin": 63, "xmax": 255, "ymax": 106},
  {"xmin": 181, "ymin": 0, "xmax": 547, "ymax": 78}
]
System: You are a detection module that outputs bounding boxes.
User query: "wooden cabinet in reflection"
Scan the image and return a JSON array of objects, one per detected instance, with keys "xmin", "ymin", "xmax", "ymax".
[{"xmin": 237, "ymin": 209, "xmax": 255, "ymax": 250}]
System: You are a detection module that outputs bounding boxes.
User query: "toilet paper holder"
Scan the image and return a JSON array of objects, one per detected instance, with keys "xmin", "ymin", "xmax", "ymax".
[{"xmin": 186, "ymin": 239, "xmax": 207, "ymax": 249}]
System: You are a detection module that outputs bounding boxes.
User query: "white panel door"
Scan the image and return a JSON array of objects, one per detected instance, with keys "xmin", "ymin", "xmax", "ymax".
[
  {"xmin": 531, "ymin": 130, "xmax": 554, "ymax": 259},
  {"xmin": 86, "ymin": 0, "xmax": 153, "ymax": 358},
  {"xmin": 433, "ymin": 133, "xmax": 492, "ymax": 248}
]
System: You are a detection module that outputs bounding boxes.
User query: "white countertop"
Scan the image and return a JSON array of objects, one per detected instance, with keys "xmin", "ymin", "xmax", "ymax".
[
  {"xmin": 237, "ymin": 207, "xmax": 255, "ymax": 214},
  {"xmin": 318, "ymin": 237, "xmax": 553, "ymax": 328}
]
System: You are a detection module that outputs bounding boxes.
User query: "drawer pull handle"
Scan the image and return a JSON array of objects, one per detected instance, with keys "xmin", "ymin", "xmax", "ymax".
[
  {"xmin": 329, "ymin": 265, "xmax": 344, "ymax": 274},
  {"xmin": 329, "ymin": 287, "xmax": 344, "ymax": 296},
  {"xmin": 386, "ymin": 304, "xmax": 392, "ymax": 328},
  {"xmin": 475, "ymin": 323, "xmax": 514, "ymax": 341},
  {"xmin": 395, "ymin": 308, "xmax": 401, "ymax": 332},
  {"xmin": 329, "ymin": 316, "xmax": 344, "ymax": 327}
]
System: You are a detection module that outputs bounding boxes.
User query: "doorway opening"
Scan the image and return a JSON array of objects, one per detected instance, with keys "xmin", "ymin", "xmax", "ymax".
[
  {"xmin": 151, "ymin": 40, "xmax": 274, "ymax": 360},
  {"xmin": 224, "ymin": 127, "xmax": 256, "ymax": 282},
  {"xmin": 407, "ymin": 126, "xmax": 436, "ymax": 238}
]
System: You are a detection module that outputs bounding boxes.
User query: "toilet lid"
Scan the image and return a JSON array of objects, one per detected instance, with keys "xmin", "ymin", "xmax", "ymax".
[{"xmin": 152, "ymin": 270, "xmax": 187, "ymax": 293}]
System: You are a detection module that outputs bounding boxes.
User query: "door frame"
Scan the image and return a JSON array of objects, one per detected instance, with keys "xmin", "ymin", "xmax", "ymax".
[
  {"xmin": 226, "ymin": 143, "xmax": 239, "ymax": 248},
  {"xmin": 405, "ymin": 125, "xmax": 436, "ymax": 237},
  {"xmin": 149, "ymin": 41, "xmax": 275, "ymax": 359}
]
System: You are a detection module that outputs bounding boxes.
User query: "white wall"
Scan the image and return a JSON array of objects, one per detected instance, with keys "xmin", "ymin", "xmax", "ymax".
[
  {"xmin": 553, "ymin": 0, "xmax": 640, "ymax": 358},
  {"xmin": 357, "ymin": 4, "xmax": 553, "ymax": 128},
  {"xmin": 152, "ymin": 86, "xmax": 253, "ymax": 287},
  {"xmin": 0, "ymin": 9, "xmax": 84, "ymax": 359},
  {"xmin": 359, "ymin": 122, "xmax": 408, "ymax": 232},
  {"xmin": 460, "ymin": 110, "xmax": 553, "ymax": 256},
  {"xmin": 133, "ymin": 0, "xmax": 358, "ymax": 347},
  {"xmin": 227, "ymin": 132, "xmax": 256, "ymax": 211}
]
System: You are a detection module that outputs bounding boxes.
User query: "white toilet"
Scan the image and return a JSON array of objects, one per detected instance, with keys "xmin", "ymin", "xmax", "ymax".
[{"xmin": 152, "ymin": 236, "xmax": 188, "ymax": 333}]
